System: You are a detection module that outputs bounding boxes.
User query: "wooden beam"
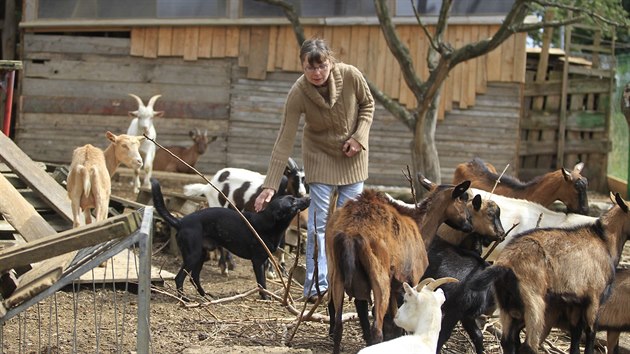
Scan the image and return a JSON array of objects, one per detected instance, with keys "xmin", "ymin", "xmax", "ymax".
[
  {"xmin": 247, "ymin": 27, "xmax": 269, "ymax": 80},
  {"xmin": 0, "ymin": 212, "xmax": 141, "ymax": 273},
  {"xmin": 0, "ymin": 133, "xmax": 74, "ymax": 222},
  {"xmin": 157, "ymin": 26, "xmax": 173, "ymax": 56},
  {"xmin": 0, "ymin": 174, "xmax": 57, "ymax": 242}
]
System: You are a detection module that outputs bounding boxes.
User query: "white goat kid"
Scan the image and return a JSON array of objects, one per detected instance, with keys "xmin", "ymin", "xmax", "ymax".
[
  {"xmin": 67, "ymin": 131, "xmax": 144, "ymax": 228},
  {"xmin": 126, "ymin": 93, "xmax": 163, "ymax": 194},
  {"xmin": 358, "ymin": 277, "xmax": 456, "ymax": 354}
]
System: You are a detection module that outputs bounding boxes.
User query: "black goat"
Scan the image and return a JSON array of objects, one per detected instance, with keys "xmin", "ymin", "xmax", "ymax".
[
  {"xmin": 424, "ymin": 238, "xmax": 496, "ymax": 354},
  {"xmin": 422, "ymin": 193, "xmax": 504, "ymax": 354},
  {"xmin": 183, "ymin": 158, "xmax": 307, "ymax": 275}
]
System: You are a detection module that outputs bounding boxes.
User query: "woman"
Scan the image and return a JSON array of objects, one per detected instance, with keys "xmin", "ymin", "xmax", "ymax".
[{"xmin": 254, "ymin": 38, "xmax": 374, "ymax": 301}]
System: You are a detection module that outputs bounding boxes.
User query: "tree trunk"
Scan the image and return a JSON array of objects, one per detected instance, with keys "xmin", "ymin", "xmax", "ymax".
[{"xmin": 411, "ymin": 89, "xmax": 441, "ymax": 197}]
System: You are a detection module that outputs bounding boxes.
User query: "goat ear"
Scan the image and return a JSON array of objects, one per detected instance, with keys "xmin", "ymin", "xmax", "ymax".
[
  {"xmin": 561, "ymin": 168, "xmax": 571, "ymax": 181},
  {"xmin": 105, "ymin": 131, "xmax": 117, "ymax": 143},
  {"xmin": 287, "ymin": 157, "xmax": 299, "ymax": 172},
  {"xmin": 614, "ymin": 192, "xmax": 629, "ymax": 213},
  {"xmin": 154, "ymin": 111, "xmax": 165, "ymax": 118},
  {"xmin": 573, "ymin": 162, "xmax": 584, "ymax": 173},
  {"xmin": 472, "ymin": 194, "xmax": 482, "ymax": 211},
  {"xmin": 189, "ymin": 130, "xmax": 196, "ymax": 138},
  {"xmin": 452, "ymin": 180, "xmax": 471, "ymax": 199},
  {"xmin": 402, "ymin": 282, "xmax": 414, "ymax": 295},
  {"xmin": 435, "ymin": 288, "xmax": 446, "ymax": 303},
  {"xmin": 128, "ymin": 111, "xmax": 138, "ymax": 118}
]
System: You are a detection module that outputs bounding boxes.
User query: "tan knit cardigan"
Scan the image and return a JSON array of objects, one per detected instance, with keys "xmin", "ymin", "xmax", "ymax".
[{"xmin": 262, "ymin": 62, "xmax": 375, "ymax": 191}]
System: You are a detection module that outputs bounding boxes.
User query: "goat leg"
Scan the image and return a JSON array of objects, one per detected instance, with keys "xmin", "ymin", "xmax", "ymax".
[
  {"xmin": 461, "ymin": 316, "xmax": 485, "ymax": 354},
  {"xmin": 355, "ymin": 299, "xmax": 371, "ymax": 342}
]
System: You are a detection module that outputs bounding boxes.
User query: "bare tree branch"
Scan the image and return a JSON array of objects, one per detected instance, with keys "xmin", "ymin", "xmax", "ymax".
[
  {"xmin": 366, "ymin": 78, "xmax": 415, "ymax": 130},
  {"xmin": 373, "ymin": 0, "xmax": 424, "ymax": 103},
  {"xmin": 410, "ymin": 1, "xmax": 438, "ymax": 52},
  {"xmin": 254, "ymin": 0, "xmax": 305, "ymax": 44},
  {"xmin": 434, "ymin": 0, "xmax": 453, "ymax": 51},
  {"xmin": 444, "ymin": 0, "xmax": 529, "ymax": 71}
]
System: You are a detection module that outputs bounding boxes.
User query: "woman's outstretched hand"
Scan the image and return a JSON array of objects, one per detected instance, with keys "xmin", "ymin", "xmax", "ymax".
[{"xmin": 255, "ymin": 188, "xmax": 275, "ymax": 212}]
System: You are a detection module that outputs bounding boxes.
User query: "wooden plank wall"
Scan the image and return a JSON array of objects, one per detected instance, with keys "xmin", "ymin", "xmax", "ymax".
[
  {"xmin": 130, "ymin": 25, "xmax": 527, "ymax": 119},
  {"xmin": 16, "ymin": 29, "xmax": 524, "ymax": 187},
  {"xmin": 520, "ymin": 51, "xmax": 613, "ymax": 192},
  {"xmin": 437, "ymin": 82, "xmax": 521, "ymax": 179},
  {"xmin": 17, "ymin": 33, "xmax": 230, "ymax": 175}
]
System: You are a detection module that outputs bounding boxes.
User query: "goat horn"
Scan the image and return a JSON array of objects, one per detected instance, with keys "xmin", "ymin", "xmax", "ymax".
[
  {"xmin": 427, "ymin": 277, "xmax": 459, "ymax": 291},
  {"xmin": 416, "ymin": 278, "xmax": 435, "ymax": 291},
  {"xmin": 128, "ymin": 93, "xmax": 145, "ymax": 108},
  {"xmin": 287, "ymin": 157, "xmax": 299, "ymax": 171},
  {"xmin": 147, "ymin": 94, "xmax": 162, "ymax": 110}
]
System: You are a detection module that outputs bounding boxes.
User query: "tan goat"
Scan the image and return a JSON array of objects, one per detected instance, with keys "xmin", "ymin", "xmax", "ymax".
[
  {"xmin": 474, "ymin": 193, "xmax": 630, "ymax": 354},
  {"xmin": 67, "ymin": 131, "xmax": 144, "ymax": 228}
]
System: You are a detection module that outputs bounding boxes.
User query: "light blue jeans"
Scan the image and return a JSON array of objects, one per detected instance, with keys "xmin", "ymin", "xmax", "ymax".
[{"xmin": 303, "ymin": 181, "xmax": 364, "ymax": 298}]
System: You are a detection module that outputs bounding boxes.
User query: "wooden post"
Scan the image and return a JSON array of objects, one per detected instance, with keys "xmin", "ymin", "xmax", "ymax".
[
  {"xmin": 622, "ymin": 82, "xmax": 630, "ymax": 198},
  {"xmin": 556, "ymin": 16, "xmax": 572, "ymax": 169},
  {"xmin": 533, "ymin": 10, "xmax": 554, "ymax": 111},
  {"xmin": 137, "ymin": 207, "xmax": 153, "ymax": 354}
]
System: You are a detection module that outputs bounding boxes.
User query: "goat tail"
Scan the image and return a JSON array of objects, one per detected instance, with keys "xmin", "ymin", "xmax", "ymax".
[
  {"xmin": 469, "ymin": 265, "xmax": 510, "ymax": 291},
  {"xmin": 333, "ymin": 232, "xmax": 357, "ymax": 291},
  {"xmin": 150, "ymin": 177, "xmax": 181, "ymax": 230},
  {"xmin": 77, "ymin": 165, "xmax": 91, "ymax": 197}
]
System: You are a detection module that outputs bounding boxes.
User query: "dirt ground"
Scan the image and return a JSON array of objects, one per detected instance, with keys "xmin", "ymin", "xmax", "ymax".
[{"xmin": 1, "ymin": 176, "xmax": 629, "ymax": 354}]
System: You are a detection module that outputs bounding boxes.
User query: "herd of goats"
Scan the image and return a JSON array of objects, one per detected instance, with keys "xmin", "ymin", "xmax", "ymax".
[{"xmin": 60, "ymin": 94, "xmax": 629, "ymax": 354}]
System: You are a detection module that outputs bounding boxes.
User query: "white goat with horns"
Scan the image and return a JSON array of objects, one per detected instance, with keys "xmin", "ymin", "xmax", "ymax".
[
  {"xmin": 126, "ymin": 93, "xmax": 163, "ymax": 194},
  {"xmin": 358, "ymin": 277, "xmax": 458, "ymax": 354}
]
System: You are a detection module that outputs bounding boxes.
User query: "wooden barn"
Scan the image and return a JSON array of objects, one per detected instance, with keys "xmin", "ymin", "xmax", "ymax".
[{"xmin": 3, "ymin": 0, "xmax": 615, "ymax": 190}]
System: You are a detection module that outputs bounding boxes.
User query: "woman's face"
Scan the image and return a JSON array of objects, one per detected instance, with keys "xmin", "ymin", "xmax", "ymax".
[{"xmin": 302, "ymin": 58, "xmax": 331, "ymax": 86}]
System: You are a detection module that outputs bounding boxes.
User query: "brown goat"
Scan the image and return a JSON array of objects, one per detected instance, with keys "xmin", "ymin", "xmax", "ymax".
[
  {"xmin": 153, "ymin": 129, "xmax": 217, "ymax": 173},
  {"xmin": 326, "ymin": 181, "xmax": 473, "ymax": 353},
  {"xmin": 452, "ymin": 157, "xmax": 589, "ymax": 215},
  {"xmin": 597, "ymin": 268, "xmax": 630, "ymax": 354},
  {"xmin": 67, "ymin": 132, "xmax": 144, "ymax": 228},
  {"xmin": 437, "ymin": 193, "xmax": 505, "ymax": 251},
  {"xmin": 543, "ymin": 268, "xmax": 630, "ymax": 354},
  {"xmin": 475, "ymin": 193, "xmax": 630, "ymax": 354},
  {"xmin": 418, "ymin": 173, "xmax": 505, "ymax": 249}
]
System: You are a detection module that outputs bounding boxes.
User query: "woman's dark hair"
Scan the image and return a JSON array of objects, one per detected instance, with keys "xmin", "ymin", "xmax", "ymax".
[{"xmin": 300, "ymin": 38, "xmax": 337, "ymax": 66}]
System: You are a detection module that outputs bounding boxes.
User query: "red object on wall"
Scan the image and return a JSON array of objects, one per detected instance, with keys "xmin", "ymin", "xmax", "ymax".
[{"xmin": 2, "ymin": 70, "xmax": 16, "ymax": 136}]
